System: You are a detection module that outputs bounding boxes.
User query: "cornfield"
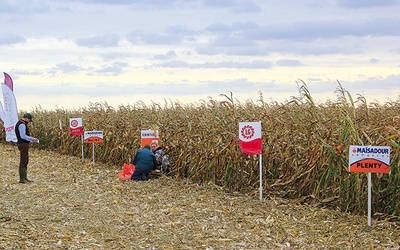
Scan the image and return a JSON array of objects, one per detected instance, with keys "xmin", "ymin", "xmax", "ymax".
[{"xmin": 2, "ymin": 81, "xmax": 399, "ymax": 217}]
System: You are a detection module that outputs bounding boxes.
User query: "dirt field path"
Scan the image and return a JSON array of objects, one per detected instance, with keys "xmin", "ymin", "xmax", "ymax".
[{"xmin": 0, "ymin": 143, "xmax": 399, "ymax": 249}]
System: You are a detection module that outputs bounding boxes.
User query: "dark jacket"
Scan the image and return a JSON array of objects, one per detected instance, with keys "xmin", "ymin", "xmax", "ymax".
[
  {"xmin": 15, "ymin": 120, "xmax": 30, "ymax": 144},
  {"xmin": 131, "ymin": 148, "xmax": 157, "ymax": 171}
]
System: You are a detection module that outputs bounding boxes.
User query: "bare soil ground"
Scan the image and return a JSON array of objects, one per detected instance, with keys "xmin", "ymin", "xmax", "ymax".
[{"xmin": 0, "ymin": 143, "xmax": 399, "ymax": 250}]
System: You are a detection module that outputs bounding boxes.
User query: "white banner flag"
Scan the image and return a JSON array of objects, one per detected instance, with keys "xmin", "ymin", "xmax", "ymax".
[{"xmin": 1, "ymin": 83, "xmax": 18, "ymax": 142}]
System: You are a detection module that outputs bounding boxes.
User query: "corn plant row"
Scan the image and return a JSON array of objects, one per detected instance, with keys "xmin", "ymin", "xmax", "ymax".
[{"xmin": 1, "ymin": 82, "xmax": 399, "ymax": 216}]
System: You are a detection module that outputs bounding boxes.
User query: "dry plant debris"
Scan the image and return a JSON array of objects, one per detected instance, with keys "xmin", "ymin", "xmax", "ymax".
[{"xmin": 0, "ymin": 143, "xmax": 399, "ymax": 250}]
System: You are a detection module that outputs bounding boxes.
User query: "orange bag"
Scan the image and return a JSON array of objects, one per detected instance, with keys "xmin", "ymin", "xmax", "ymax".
[{"xmin": 118, "ymin": 163, "xmax": 135, "ymax": 180}]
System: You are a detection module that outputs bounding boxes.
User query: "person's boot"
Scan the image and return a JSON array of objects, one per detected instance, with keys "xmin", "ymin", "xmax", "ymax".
[
  {"xmin": 24, "ymin": 168, "xmax": 33, "ymax": 182},
  {"xmin": 141, "ymin": 173, "xmax": 149, "ymax": 181},
  {"xmin": 19, "ymin": 167, "xmax": 27, "ymax": 184}
]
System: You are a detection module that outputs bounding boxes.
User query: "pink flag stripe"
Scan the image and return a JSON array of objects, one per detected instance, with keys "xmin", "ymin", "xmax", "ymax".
[{"xmin": 4, "ymin": 72, "xmax": 13, "ymax": 91}]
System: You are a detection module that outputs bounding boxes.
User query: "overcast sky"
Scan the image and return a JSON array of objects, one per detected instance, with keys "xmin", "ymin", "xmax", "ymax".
[{"xmin": 1, "ymin": 0, "xmax": 399, "ymax": 111}]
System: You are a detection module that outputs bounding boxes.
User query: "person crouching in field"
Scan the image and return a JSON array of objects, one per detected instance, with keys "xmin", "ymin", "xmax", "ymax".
[
  {"xmin": 151, "ymin": 141, "xmax": 171, "ymax": 174},
  {"xmin": 130, "ymin": 145, "xmax": 157, "ymax": 181}
]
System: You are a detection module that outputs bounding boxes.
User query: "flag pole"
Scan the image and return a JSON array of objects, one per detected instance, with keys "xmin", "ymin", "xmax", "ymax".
[
  {"xmin": 368, "ymin": 172, "xmax": 372, "ymax": 226},
  {"xmin": 92, "ymin": 143, "xmax": 95, "ymax": 165},
  {"xmin": 81, "ymin": 135, "xmax": 84, "ymax": 161},
  {"xmin": 259, "ymin": 120, "xmax": 262, "ymax": 201},
  {"xmin": 259, "ymin": 153, "xmax": 263, "ymax": 201}
]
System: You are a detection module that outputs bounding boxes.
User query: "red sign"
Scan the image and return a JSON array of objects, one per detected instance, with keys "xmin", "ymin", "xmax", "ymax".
[
  {"xmin": 69, "ymin": 118, "xmax": 83, "ymax": 136},
  {"xmin": 141, "ymin": 129, "xmax": 159, "ymax": 148},
  {"xmin": 239, "ymin": 122, "xmax": 262, "ymax": 155}
]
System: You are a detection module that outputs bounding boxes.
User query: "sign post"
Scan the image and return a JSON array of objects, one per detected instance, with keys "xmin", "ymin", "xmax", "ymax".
[
  {"xmin": 239, "ymin": 121, "xmax": 263, "ymax": 201},
  {"xmin": 348, "ymin": 145, "xmax": 391, "ymax": 226}
]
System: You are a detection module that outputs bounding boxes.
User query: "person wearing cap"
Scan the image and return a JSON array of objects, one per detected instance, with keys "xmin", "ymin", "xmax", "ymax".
[
  {"xmin": 15, "ymin": 113, "xmax": 39, "ymax": 183},
  {"xmin": 130, "ymin": 144, "xmax": 157, "ymax": 181}
]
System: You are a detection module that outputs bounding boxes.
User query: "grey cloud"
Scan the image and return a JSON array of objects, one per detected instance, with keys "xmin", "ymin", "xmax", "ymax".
[
  {"xmin": 349, "ymin": 74, "xmax": 400, "ymax": 89},
  {"xmin": 202, "ymin": 60, "xmax": 272, "ymax": 69},
  {"xmin": 196, "ymin": 45, "xmax": 269, "ymax": 56},
  {"xmin": 0, "ymin": 1, "xmax": 50, "ymax": 14},
  {"xmin": 213, "ymin": 38, "xmax": 364, "ymax": 56},
  {"xmin": 127, "ymin": 31, "xmax": 181, "ymax": 44},
  {"xmin": 22, "ymin": 80, "xmax": 291, "ymax": 99},
  {"xmin": 75, "ymin": 34, "xmax": 120, "ymax": 48},
  {"xmin": 154, "ymin": 60, "xmax": 272, "ymax": 69},
  {"xmin": 20, "ymin": 81, "xmax": 202, "ymax": 97},
  {"xmin": 393, "ymin": 47, "xmax": 400, "ymax": 54},
  {"xmin": 81, "ymin": 82, "xmax": 201, "ymax": 97},
  {"xmin": 70, "ymin": 0, "xmax": 185, "ymax": 8},
  {"xmin": 5, "ymin": 70, "xmax": 42, "ymax": 77},
  {"xmin": 288, "ymin": 77, "xmax": 400, "ymax": 100},
  {"xmin": 205, "ymin": 21, "xmax": 259, "ymax": 33},
  {"xmin": 92, "ymin": 62, "xmax": 128, "ymax": 75},
  {"xmin": 204, "ymin": 78, "xmax": 294, "ymax": 97},
  {"xmin": 306, "ymin": 78, "xmax": 324, "ymax": 82},
  {"xmin": 15, "ymin": 75, "xmax": 400, "ymax": 106},
  {"xmin": 276, "ymin": 60, "xmax": 304, "ymax": 67},
  {"xmin": 201, "ymin": 0, "xmax": 262, "ymax": 13},
  {"xmin": 54, "ymin": 62, "xmax": 83, "ymax": 73},
  {"xmin": 73, "ymin": 0, "xmax": 136, "ymax": 4},
  {"xmin": 127, "ymin": 26, "xmax": 196, "ymax": 45},
  {"xmin": 212, "ymin": 35, "xmax": 256, "ymax": 47},
  {"xmin": 205, "ymin": 22, "xmax": 233, "ymax": 33},
  {"xmin": 332, "ymin": 74, "xmax": 400, "ymax": 102},
  {"xmin": 244, "ymin": 18, "xmax": 400, "ymax": 41},
  {"xmin": 165, "ymin": 25, "xmax": 196, "ymax": 37},
  {"xmin": 154, "ymin": 50, "xmax": 177, "ymax": 60},
  {"xmin": 73, "ymin": 78, "xmax": 278, "ymax": 98},
  {"xmin": 276, "ymin": 41, "xmax": 363, "ymax": 55},
  {"xmin": 369, "ymin": 58, "xmax": 379, "ymax": 64},
  {"xmin": 0, "ymin": 32, "xmax": 26, "ymax": 45},
  {"xmin": 99, "ymin": 52, "xmax": 131, "ymax": 61},
  {"xmin": 199, "ymin": 18, "xmax": 397, "ymax": 56},
  {"xmin": 47, "ymin": 61, "xmax": 128, "ymax": 76},
  {"xmin": 153, "ymin": 60, "xmax": 189, "ymax": 68},
  {"xmin": 94, "ymin": 66, "xmax": 123, "ymax": 75},
  {"xmin": 69, "ymin": 0, "xmax": 261, "ymax": 13},
  {"xmin": 206, "ymin": 78, "xmax": 257, "ymax": 93},
  {"xmin": 335, "ymin": 0, "xmax": 400, "ymax": 8},
  {"xmin": 113, "ymin": 62, "xmax": 129, "ymax": 67}
]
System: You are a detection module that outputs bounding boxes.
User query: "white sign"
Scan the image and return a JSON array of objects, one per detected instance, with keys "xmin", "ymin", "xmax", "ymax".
[
  {"xmin": 84, "ymin": 130, "xmax": 104, "ymax": 143},
  {"xmin": 349, "ymin": 145, "xmax": 390, "ymax": 173}
]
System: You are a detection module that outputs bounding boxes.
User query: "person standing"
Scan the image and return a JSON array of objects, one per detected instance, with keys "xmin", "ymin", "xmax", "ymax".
[
  {"xmin": 130, "ymin": 145, "xmax": 157, "ymax": 181},
  {"xmin": 15, "ymin": 113, "xmax": 38, "ymax": 183}
]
